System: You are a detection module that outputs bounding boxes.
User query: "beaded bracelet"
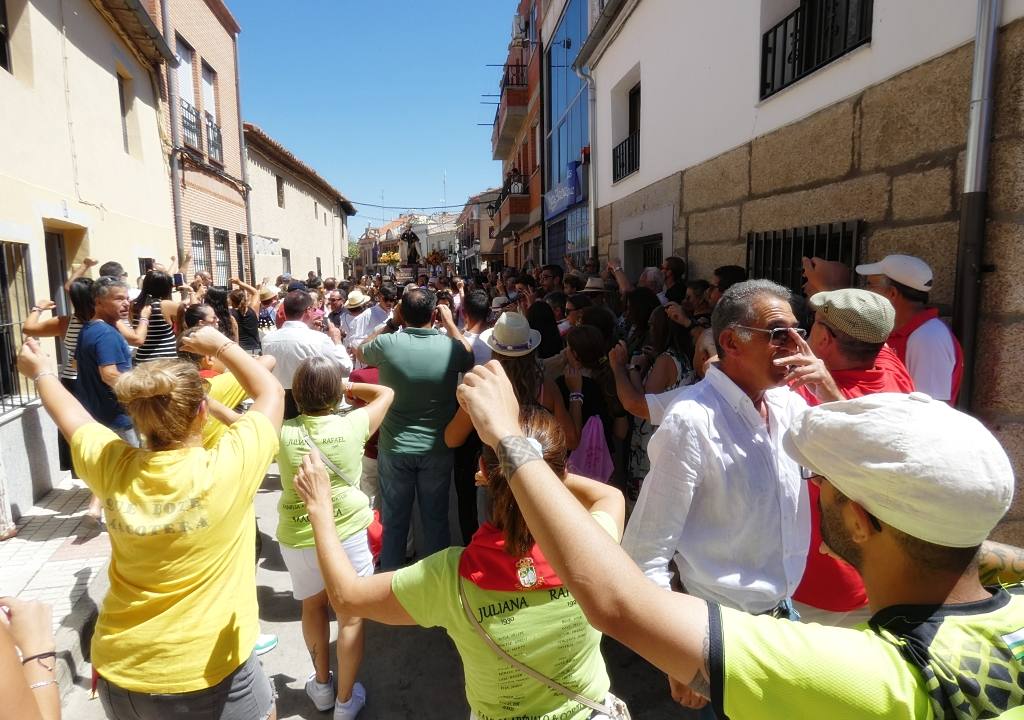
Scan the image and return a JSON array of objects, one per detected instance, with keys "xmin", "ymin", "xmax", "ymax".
[
  {"xmin": 32, "ymin": 371, "xmax": 57, "ymax": 384},
  {"xmin": 214, "ymin": 340, "xmax": 237, "ymax": 360},
  {"xmin": 569, "ymin": 392, "xmax": 584, "ymax": 403},
  {"xmin": 30, "ymin": 679, "xmax": 57, "ymax": 690}
]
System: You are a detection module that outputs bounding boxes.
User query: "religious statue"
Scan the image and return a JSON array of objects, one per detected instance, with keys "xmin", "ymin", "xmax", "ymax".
[{"xmin": 401, "ymin": 229, "xmax": 421, "ymax": 267}]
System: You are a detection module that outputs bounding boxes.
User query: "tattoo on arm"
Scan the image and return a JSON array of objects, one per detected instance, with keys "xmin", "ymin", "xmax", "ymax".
[
  {"xmin": 688, "ymin": 627, "xmax": 712, "ymax": 698},
  {"xmin": 978, "ymin": 541, "xmax": 1024, "ymax": 586}
]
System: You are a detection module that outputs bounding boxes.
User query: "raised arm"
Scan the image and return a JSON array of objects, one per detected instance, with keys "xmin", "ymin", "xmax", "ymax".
[
  {"xmin": 117, "ymin": 304, "xmax": 151, "ymax": 347},
  {"xmin": 344, "ymin": 382, "xmax": 394, "ymax": 435},
  {"xmin": 436, "ymin": 304, "xmax": 471, "ymax": 354},
  {"xmin": 457, "ymin": 362, "xmax": 712, "ymax": 696},
  {"xmin": 63, "ymin": 257, "xmax": 97, "ymax": 292},
  {"xmin": 231, "ymin": 277, "xmax": 261, "ymax": 314},
  {"xmin": 609, "ymin": 340, "xmax": 649, "ymax": 420},
  {"xmin": 23, "ymin": 300, "xmax": 70, "ymax": 339},
  {"xmin": 607, "ymin": 258, "xmax": 634, "ymax": 294},
  {"xmin": 293, "ymin": 451, "xmax": 415, "ymax": 625},
  {"xmin": 180, "ymin": 326, "xmax": 283, "ymax": 431},
  {"xmin": 16, "ymin": 339, "xmax": 94, "ymax": 440},
  {"xmin": 978, "ymin": 540, "xmax": 1024, "ymax": 586}
]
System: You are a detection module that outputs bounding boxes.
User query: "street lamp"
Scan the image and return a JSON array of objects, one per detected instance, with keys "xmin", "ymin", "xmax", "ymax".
[{"xmin": 486, "ymin": 202, "xmax": 497, "ymax": 220}]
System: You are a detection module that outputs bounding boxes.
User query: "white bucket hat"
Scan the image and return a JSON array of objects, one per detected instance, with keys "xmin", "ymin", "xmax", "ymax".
[
  {"xmin": 783, "ymin": 392, "xmax": 1013, "ymax": 548},
  {"xmin": 480, "ymin": 312, "xmax": 542, "ymax": 358}
]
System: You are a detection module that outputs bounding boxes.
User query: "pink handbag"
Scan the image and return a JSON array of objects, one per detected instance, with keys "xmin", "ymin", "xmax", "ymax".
[{"xmin": 567, "ymin": 415, "xmax": 614, "ymax": 483}]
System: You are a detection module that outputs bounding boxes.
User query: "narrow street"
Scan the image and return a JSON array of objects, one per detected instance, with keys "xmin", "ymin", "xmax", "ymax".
[{"xmin": 62, "ymin": 472, "xmax": 681, "ymax": 719}]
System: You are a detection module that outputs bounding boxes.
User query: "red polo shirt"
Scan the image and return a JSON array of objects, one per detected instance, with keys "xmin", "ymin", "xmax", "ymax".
[{"xmin": 793, "ymin": 346, "xmax": 915, "ymax": 612}]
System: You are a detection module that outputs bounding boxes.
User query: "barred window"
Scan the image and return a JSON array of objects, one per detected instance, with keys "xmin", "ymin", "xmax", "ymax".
[
  {"xmin": 235, "ymin": 233, "xmax": 248, "ymax": 284},
  {"xmin": 212, "ymin": 229, "xmax": 230, "ymax": 287},
  {"xmin": 190, "ymin": 223, "xmax": 211, "ymax": 276},
  {"xmin": 746, "ymin": 220, "xmax": 862, "ymax": 294},
  {"xmin": 0, "ymin": 242, "xmax": 36, "ymax": 413}
]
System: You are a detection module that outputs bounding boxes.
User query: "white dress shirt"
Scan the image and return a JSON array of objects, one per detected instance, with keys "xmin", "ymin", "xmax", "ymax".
[
  {"xmin": 623, "ymin": 364, "xmax": 810, "ymax": 614},
  {"xmin": 905, "ymin": 317, "xmax": 957, "ymax": 401},
  {"xmin": 261, "ymin": 320, "xmax": 353, "ymax": 389}
]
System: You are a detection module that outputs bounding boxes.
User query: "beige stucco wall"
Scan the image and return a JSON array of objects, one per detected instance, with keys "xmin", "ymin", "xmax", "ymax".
[
  {"xmin": 0, "ymin": 0, "xmax": 174, "ymax": 512},
  {"xmin": 247, "ymin": 146, "xmax": 346, "ymax": 283},
  {"xmin": 0, "ymin": 0, "xmax": 175, "ymax": 275}
]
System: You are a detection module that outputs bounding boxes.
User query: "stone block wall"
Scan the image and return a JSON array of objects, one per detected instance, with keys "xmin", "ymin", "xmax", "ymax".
[{"xmin": 597, "ymin": 18, "xmax": 1024, "ymax": 542}]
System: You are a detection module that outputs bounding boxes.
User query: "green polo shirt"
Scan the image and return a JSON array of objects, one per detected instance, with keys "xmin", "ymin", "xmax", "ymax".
[{"xmin": 362, "ymin": 327, "xmax": 473, "ymax": 454}]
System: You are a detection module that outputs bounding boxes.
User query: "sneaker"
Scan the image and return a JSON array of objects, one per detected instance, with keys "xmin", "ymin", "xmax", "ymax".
[
  {"xmin": 334, "ymin": 682, "xmax": 366, "ymax": 720},
  {"xmin": 254, "ymin": 633, "xmax": 278, "ymax": 656},
  {"xmin": 305, "ymin": 671, "xmax": 335, "ymax": 712}
]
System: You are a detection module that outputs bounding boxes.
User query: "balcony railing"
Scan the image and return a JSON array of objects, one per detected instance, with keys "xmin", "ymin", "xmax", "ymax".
[
  {"xmin": 500, "ymin": 62, "xmax": 527, "ymax": 91},
  {"xmin": 612, "ymin": 132, "xmax": 640, "ymax": 183},
  {"xmin": 761, "ymin": 0, "xmax": 873, "ymax": 99},
  {"xmin": 206, "ymin": 113, "xmax": 223, "ymax": 164},
  {"xmin": 181, "ymin": 99, "xmax": 202, "ymax": 150}
]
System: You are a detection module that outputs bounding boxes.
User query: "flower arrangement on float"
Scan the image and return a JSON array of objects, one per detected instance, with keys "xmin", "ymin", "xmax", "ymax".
[
  {"xmin": 424, "ymin": 250, "xmax": 445, "ymax": 267},
  {"xmin": 379, "ymin": 251, "xmax": 401, "ymax": 266}
]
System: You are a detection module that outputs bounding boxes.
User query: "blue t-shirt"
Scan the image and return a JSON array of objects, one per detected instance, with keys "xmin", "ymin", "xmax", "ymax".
[{"xmin": 75, "ymin": 320, "xmax": 133, "ymax": 429}]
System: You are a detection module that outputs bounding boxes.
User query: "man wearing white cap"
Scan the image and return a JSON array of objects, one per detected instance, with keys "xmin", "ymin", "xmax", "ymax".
[
  {"xmin": 856, "ymin": 254, "xmax": 964, "ymax": 403},
  {"xmin": 457, "ymin": 363, "xmax": 1024, "ymax": 719}
]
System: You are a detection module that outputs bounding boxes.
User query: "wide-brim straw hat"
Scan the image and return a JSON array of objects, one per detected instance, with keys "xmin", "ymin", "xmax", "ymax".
[
  {"xmin": 582, "ymin": 276, "xmax": 606, "ymax": 293},
  {"xmin": 480, "ymin": 312, "xmax": 541, "ymax": 358},
  {"xmin": 345, "ymin": 289, "xmax": 371, "ymax": 309},
  {"xmin": 259, "ymin": 286, "xmax": 278, "ymax": 302}
]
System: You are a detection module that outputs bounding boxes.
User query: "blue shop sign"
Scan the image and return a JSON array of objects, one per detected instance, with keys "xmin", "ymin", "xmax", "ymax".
[{"xmin": 544, "ymin": 161, "xmax": 583, "ymax": 221}]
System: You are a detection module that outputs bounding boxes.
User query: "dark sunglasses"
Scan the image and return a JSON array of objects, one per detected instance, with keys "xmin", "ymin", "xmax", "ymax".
[{"xmin": 733, "ymin": 325, "xmax": 807, "ymax": 346}]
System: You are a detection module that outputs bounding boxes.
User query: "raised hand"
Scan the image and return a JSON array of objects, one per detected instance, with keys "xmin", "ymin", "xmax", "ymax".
[
  {"xmin": 456, "ymin": 361, "xmax": 523, "ymax": 449},
  {"xmin": 293, "ymin": 450, "xmax": 334, "ymax": 519},
  {"xmin": 16, "ymin": 338, "xmax": 54, "ymax": 380},
  {"xmin": 179, "ymin": 325, "xmax": 231, "ymax": 357},
  {"xmin": 773, "ymin": 328, "xmax": 842, "ymax": 401}
]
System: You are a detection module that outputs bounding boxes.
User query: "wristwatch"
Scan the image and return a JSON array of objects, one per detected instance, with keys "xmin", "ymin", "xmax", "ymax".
[{"xmin": 496, "ymin": 435, "xmax": 543, "ymax": 479}]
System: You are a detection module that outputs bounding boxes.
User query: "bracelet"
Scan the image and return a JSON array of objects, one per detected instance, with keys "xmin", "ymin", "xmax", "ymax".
[
  {"xmin": 22, "ymin": 651, "xmax": 56, "ymax": 670},
  {"xmin": 30, "ymin": 679, "xmax": 58, "ymax": 690},
  {"xmin": 569, "ymin": 391, "xmax": 584, "ymax": 402},
  {"xmin": 32, "ymin": 371, "xmax": 57, "ymax": 384},
  {"xmin": 214, "ymin": 341, "xmax": 236, "ymax": 359},
  {"xmin": 495, "ymin": 435, "xmax": 544, "ymax": 479},
  {"xmin": 137, "ymin": 318, "xmax": 150, "ymax": 324}
]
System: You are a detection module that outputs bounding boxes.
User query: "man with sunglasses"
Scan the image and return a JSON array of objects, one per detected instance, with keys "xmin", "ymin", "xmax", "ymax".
[
  {"xmin": 458, "ymin": 362, "xmax": 1023, "ymax": 720},
  {"xmin": 623, "ymin": 279, "xmax": 841, "ymax": 711}
]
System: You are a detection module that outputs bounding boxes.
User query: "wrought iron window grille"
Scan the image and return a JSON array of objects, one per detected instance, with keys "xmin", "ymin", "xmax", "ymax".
[
  {"xmin": 747, "ymin": 220, "xmax": 863, "ymax": 294},
  {"xmin": 181, "ymin": 98, "xmax": 202, "ymax": 150}
]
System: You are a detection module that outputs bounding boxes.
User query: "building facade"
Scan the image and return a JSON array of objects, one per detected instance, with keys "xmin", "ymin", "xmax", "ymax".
[
  {"xmin": 541, "ymin": 0, "xmax": 594, "ymax": 267},
  {"xmin": 148, "ymin": 0, "xmax": 251, "ymax": 286},
  {"xmin": 0, "ymin": 0, "xmax": 176, "ymax": 515},
  {"xmin": 458, "ymin": 189, "xmax": 501, "ymax": 274},
  {"xmin": 244, "ymin": 123, "xmax": 355, "ymax": 283},
  {"xmin": 579, "ymin": 0, "xmax": 1024, "ymax": 541},
  {"xmin": 491, "ymin": 0, "xmax": 545, "ymax": 270}
]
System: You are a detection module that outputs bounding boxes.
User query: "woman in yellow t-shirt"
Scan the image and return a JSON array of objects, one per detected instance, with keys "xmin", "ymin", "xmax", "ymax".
[
  {"xmin": 16, "ymin": 326, "xmax": 284, "ymax": 720},
  {"xmin": 295, "ymin": 406, "xmax": 629, "ymax": 720},
  {"xmin": 276, "ymin": 356, "xmax": 393, "ymax": 718}
]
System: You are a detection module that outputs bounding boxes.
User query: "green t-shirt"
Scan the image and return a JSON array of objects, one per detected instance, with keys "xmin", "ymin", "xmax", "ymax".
[
  {"xmin": 361, "ymin": 328, "xmax": 473, "ymax": 454},
  {"xmin": 711, "ymin": 585, "xmax": 1024, "ymax": 719},
  {"xmin": 392, "ymin": 512, "xmax": 618, "ymax": 720},
  {"xmin": 276, "ymin": 411, "xmax": 373, "ymax": 549}
]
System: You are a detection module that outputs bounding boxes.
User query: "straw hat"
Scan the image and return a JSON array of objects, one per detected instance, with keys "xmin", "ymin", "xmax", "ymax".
[
  {"xmin": 258, "ymin": 286, "xmax": 278, "ymax": 302},
  {"xmin": 345, "ymin": 289, "xmax": 371, "ymax": 309},
  {"xmin": 480, "ymin": 312, "xmax": 541, "ymax": 357},
  {"xmin": 582, "ymin": 276, "xmax": 606, "ymax": 293}
]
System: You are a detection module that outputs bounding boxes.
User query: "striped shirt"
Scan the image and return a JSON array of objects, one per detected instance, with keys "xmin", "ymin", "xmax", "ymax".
[
  {"xmin": 60, "ymin": 316, "xmax": 82, "ymax": 380},
  {"xmin": 134, "ymin": 301, "xmax": 179, "ymax": 363}
]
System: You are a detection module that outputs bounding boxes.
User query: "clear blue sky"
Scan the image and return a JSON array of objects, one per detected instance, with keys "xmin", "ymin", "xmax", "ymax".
[{"xmin": 233, "ymin": 1, "xmax": 512, "ymax": 237}]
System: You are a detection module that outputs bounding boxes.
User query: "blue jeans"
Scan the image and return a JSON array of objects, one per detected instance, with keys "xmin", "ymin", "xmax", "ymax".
[{"xmin": 378, "ymin": 450, "xmax": 453, "ymax": 570}]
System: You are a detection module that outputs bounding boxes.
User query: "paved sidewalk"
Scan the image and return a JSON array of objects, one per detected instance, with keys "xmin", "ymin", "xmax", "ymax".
[{"xmin": 1, "ymin": 477, "xmax": 111, "ymax": 698}]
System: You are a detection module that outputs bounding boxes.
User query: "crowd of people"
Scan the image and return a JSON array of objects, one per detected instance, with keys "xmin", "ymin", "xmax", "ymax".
[{"xmin": 2, "ymin": 249, "xmax": 1023, "ymax": 720}]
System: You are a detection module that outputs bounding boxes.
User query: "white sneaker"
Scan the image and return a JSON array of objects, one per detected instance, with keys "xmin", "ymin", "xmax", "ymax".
[
  {"xmin": 334, "ymin": 682, "xmax": 366, "ymax": 720},
  {"xmin": 305, "ymin": 671, "xmax": 335, "ymax": 712}
]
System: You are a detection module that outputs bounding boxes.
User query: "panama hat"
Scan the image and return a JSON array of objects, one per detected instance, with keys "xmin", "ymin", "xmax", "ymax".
[
  {"xmin": 480, "ymin": 312, "xmax": 542, "ymax": 357},
  {"xmin": 345, "ymin": 289, "xmax": 371, "ymax": 309}
]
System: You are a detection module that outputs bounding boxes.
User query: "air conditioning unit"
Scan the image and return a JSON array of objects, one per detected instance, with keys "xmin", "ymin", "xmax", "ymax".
[{"xmin": 513, "ymin": 14, "xmax": 527, "ymax": 41}]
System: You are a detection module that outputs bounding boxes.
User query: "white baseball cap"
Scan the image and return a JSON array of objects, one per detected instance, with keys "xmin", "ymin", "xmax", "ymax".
[
  {"xmin": 855, "ymin": 254, "xmax": 933, "ymax": 293},
  {"xmin": 783, "ymin": 393, "xmax": 1014, "ymax": 548}
]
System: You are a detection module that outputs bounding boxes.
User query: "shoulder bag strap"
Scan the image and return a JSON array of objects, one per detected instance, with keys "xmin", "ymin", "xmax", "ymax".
[
  {"xmin": 457, "ymin": 576, "xmax": 613, "ymax": 717},
  {"xmin": 302, "ymin": 430, "xmax": 357, "ymax": 488}
]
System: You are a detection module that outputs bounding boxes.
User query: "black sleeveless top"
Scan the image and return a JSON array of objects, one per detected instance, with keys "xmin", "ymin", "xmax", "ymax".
[{"xmin": 233, "ymin": 307, "xmax": 261, "ymax": 352}]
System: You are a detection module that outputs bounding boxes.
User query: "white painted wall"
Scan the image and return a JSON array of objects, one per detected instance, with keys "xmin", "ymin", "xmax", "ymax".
[
  {"xmin": 247, "ymin": 146, "xmax": 346, "ymax": 282},
  {"xmin": 591, "ymin": 0, "xmax": 1024, "ymax": 206}
]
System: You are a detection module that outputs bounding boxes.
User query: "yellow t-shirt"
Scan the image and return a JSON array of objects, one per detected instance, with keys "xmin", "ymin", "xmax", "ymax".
[
  {"xmin": 201, "ymin": 372, "xmax": 249, "ymax": 449},
  {"xmin": 71, "ymin": 411, "xmax": 279, "ymax": 693}
]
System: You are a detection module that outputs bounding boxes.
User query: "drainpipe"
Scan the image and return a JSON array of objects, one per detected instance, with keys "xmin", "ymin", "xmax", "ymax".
[
  {"xmin": 233, "ymin": 37, "xmax": 256, "ymax": 284},
  {"xmin": 160, "ymin": 0, "xmax": 185, "ymax": 262},
  {"xmin": 953, "ymin": 0, "xmax": 1001, "ymax": 411},
  {"xmin": 575, "ymin": 65, "xmax": 598, "ymax": 263}
]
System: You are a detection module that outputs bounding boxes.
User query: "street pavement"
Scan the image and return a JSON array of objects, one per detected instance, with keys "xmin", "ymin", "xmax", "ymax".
[{"xmin": 61, "ymin": 471, "xmax": 683, "ymax": 719}]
